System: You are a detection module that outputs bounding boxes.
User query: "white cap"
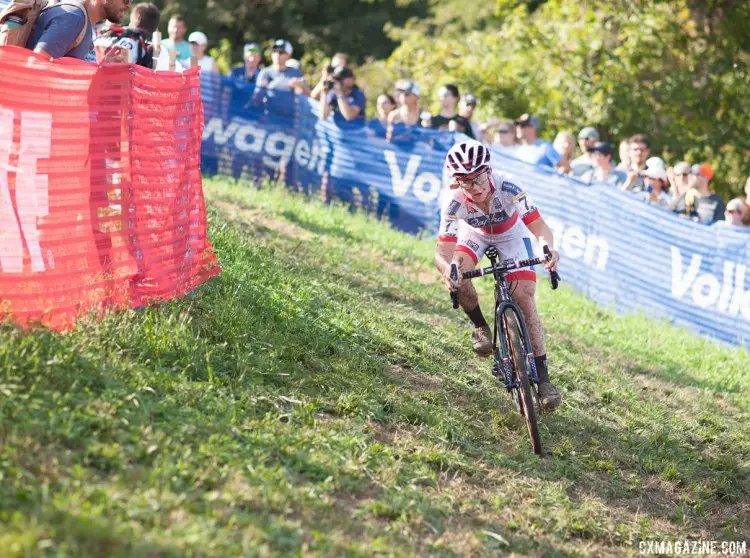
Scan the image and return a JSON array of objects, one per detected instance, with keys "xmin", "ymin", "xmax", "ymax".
[
  {"xmin": 188, "ymin": 31, "xmax": 208, "ymax": 46},
  {"xmin": 645, "ymin": 156, "xmax": 666, "ymax": 170},
  {"xmin": 643, "ymin": 167, "xmax": 668, "ymax": 182},
  {"xmin": 273, "ymin": 39, "xmax": 293, "ymax": 55}
]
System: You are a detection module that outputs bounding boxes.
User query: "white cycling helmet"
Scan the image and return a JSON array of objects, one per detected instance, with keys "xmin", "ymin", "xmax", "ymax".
[{"xmin": 444, "ymin": 139, "xmax": 490, "ymax": 176}]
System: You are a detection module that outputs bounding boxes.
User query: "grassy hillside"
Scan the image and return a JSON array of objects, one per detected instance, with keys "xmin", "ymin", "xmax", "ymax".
[{"xmin": 1, "ymin": 178, "xmax": 748, "ymax": 557}]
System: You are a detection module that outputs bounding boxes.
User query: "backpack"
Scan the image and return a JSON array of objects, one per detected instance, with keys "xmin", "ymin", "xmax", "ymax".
[
  {"xmin": 94, "ymin": 27, "xmax": 154, "ymax": 68},
  {"xmin": 0, "ymin": 0, "xmax": 89, "ymax": 51}
]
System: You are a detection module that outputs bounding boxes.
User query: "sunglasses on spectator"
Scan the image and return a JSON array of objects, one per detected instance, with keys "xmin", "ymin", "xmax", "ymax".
[
  {"xmin": 497, "ymin": 129, "xmax": 512, "ymax": 134},
  {"xmin": 726, "ymin": 208, "xmax": 742, "ymax": 215}
]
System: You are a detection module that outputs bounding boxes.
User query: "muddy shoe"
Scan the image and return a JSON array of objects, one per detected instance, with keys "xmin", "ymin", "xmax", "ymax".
[
  {"xmin": 471, "ymin": 325, "xmax": 493, "ymax": 357},
  {"xmin": 539, "ymin": 382, "xmax": 562, "ymax": 412}
]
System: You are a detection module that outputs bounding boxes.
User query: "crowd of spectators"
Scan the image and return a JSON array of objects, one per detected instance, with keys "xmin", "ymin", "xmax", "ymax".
[
  {"xmin": 11, "ymin": 1, "xmax": 749, "ymax": 231},
  {"xmin": 193, "ymin": 26, "xmax": 750, "ymax": 230}
]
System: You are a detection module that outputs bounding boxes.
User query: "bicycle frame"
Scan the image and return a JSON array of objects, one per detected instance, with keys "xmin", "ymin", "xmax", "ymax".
[{"xmin": 485, "ymin": 249, "xmax": 540, "ymax": 391}]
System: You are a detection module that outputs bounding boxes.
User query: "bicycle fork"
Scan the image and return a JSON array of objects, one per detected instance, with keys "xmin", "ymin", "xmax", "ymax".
[{"xmin": 492, "ymin": 305, "xmax": 518, "ymax": 392}]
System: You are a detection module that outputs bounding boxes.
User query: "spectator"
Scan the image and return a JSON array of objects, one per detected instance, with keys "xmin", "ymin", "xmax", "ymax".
[
  {"xmin": 620, "ymin": 134, "xmax": 650, "ymax": 192},
  {"xmin": 744, "ymin": 177, "xmax": 750, "ymax": 226},
  {"xmin": 553, "ymin": 131, "xmax": 576, "ymax": 174},
  {"xmin": 376, "ymin": 93, "xmax": 396, "ymax": 126},
  {"xmin": 459, "ymin": 94, "xmax": 482, "ymax": 141},
  {"xmin": 491, "ymin": 119, "xmax": 518, "ymax": 151},
  {"xmin": 581, "ymin": 141, "xmax": 627, "ymax": 187},
  {"xmin": 162, "ymin": 15, "xmax": 190, "ymax": 67},
  {"xmin": 426, "ymin": 84, "xmax": 474, "ymax": 138},
  {"xmin": 616, "ymin": 139, "xmax": 631, "ymax": 170},
  {"xmin": 94, "ymin": 2, "xmax": 160, "ymax": 67},
  {"xmin": 188, "ymin": 31, "xmax": 218, "ymax": 73},
  {"xmin": 319, "ymin": 67, "xmax": 366, "ymax": 128},
  {"xmin": 256, "ymin": 39, "xmax": 310, "ymax": 95},
  {"xmin": 311, "ymin": 52, "xmax": 350, "ymax": 101},
  {"xmin": 388, "ymin": 80, "xmax": 422, "ymax": 126},
  {"xmin": 230, "ymin": 42, "xmax": 263, "ymax": 84},
  {"xmin": 719, "ymin": 198, "xmax": 750, "ymax": 229},
  {"xmin": 368, "ymin": 93, "xmax": 396, "ymax": 138},
  {"xmin": 670, "ymin": 163, "xmax": 725, "ymax": 223},
  {"xmin": 570, "ymin": 126, "xmax": 599, "ymax": 178},
  {"xmin": 26, "ymin": 0, "xmax": 130, "ymax": 61},
  {"xmin": 387, "ymin": 80, "xmax": 423, "ymax": 142},
  {"xmin": 667, "ymin": 161, "xmax": 692, "ymax": 201},
  {"xmin": 642, "ymin": 166, "xmax": 671, "ymax": 208},
  {"xmin": 513, "ymin": 113, "xmax": 561, "ymax": 168}
]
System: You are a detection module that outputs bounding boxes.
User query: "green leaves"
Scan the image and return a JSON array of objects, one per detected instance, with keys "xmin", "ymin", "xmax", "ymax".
[{"xmin": 381, "ymin": 0, "xmax": 750, "ymax": 197}]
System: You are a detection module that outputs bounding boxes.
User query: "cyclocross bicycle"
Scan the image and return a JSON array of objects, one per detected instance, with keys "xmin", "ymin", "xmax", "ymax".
[{"xmin": 450, "ymin": 246, "xmax": 560, "ymax": 456}]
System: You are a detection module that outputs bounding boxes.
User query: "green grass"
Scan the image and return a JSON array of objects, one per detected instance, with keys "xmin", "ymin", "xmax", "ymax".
[{"xmin": 1, "ymin": 177, "xmax": 748, "ymax": 557}]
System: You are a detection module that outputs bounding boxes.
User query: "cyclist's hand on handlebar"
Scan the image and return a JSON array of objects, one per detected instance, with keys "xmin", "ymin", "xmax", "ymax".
[
  {"xmin": 544, "ymin": 248, "xmax": 560, "ymax": 272},
  {"xmin": 444, "ymin": 263, "xmax": 462, "ymax": 291}
]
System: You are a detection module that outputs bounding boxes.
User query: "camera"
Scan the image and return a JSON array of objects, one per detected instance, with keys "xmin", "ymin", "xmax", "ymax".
[{"xmin": 324, "ymin": 77, "xmax": 336, "ymax": 90}]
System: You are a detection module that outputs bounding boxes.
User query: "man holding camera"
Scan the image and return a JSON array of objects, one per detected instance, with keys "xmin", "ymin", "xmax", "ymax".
[{"xmin": 319, "ymin": 66, "xmax": 366, "ymax": 128}]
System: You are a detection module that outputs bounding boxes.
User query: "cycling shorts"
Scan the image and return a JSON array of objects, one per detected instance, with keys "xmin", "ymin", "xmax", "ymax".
[{"xmin": 454, "ymin": 220, "xmax": 537, "ymax": 282}]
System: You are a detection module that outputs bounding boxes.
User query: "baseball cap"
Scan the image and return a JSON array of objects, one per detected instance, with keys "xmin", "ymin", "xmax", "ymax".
[
  {"xmin": 590, "ymin": 141, "xmax": 613, "ymax": 157},
  {"xmin": 643, "ymin": 167, "xmax": 668, "ymax": 182},
  {"xmin": 395, "ymin": 79, "xmax": 420, "ymax": 97},
  {"xmin": 726, "ymin": 198, "xmax": 745, "ymax": 212},
  {"xmin": 243, "ymin": 42, "xmax": 261, "ymax": 55},
  {"xmin": 516, "ymin": 113, "xmax": 541, "ymax": 129},
  {"xmin": 692, "ymin": 163, "xmax": 714, "ymax": 180},
  {"xmin": 272, "ymin": 39, "xmax": 293, "ymax": 55},
  {"xmin": 578, "ymin": 126, "xmax": 599, "ymax": 141},
  {"xmin": 332, "ymin": 66, "xmax": 354, "ymax": 80},
  {"xmin": 673, "ymin": 161, "xmax": 691, "ymax": 175},
  {"xmin": 188, "ymin": 31, "xmax": 208, "ymax": 46},
  {"xmin": 461, "ymin": 94, "xmax": 477, "ymax": 106},
  {"xmin": 645, "ymin": 156, "xmax": 666, "ymax": 170}
]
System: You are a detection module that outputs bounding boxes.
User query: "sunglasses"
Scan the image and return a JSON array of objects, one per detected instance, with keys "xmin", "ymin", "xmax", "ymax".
[
  {"xmin": 454, "ymin": 169, "xmax": 490, "ymax": 190},
  {"xmin": 726, "ymin": 208, "xmax": 742, "ymax": 215},
  {"xmin": 675, "ymin": 173, "xmax": 690, "ymax": 177},
  {"xmin": 497, "ymin": 129, "xmax": 512, "ymax": 134}
]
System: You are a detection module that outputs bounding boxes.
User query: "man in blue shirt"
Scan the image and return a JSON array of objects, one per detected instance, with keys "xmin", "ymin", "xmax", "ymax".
[
  {"xmin": 26, "ymin": 0, "xmax": 130, "ymax": 61},
  {"xmin": 319, "ymin": 66, "xmax": 366, "ymax": 128},
  {"xmin": 255, "ymin": 39, "xmax": 309, "ymax": 95},
  {"xmin": 229, "ymin": 42, "xmax": 263, "ymax": 84},
  {"xmin": 513, "ymin": 113, "xmax": 562, "ymax": 168}
]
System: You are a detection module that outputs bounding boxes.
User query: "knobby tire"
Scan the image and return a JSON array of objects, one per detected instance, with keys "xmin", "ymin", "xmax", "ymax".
[{"xmin": 503, "ymin": 309, "xmax": 543, "ymax": 456}]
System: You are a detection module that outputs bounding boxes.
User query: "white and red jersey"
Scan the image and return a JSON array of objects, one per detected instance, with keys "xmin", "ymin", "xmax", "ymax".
[{"xmin": 438, "ymin": 171, "xmax": 541, "ymax": 243}]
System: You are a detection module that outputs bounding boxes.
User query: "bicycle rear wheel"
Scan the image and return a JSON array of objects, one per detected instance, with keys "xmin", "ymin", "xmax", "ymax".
[{"xmin": 502, "ymin": 308, "xmax": 543, "ymax": 456}]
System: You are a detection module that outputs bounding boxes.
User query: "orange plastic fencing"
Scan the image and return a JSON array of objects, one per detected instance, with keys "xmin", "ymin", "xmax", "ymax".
[{"xmin": 0, "ymin": 47, "xmax": 220, "ymax": 330}]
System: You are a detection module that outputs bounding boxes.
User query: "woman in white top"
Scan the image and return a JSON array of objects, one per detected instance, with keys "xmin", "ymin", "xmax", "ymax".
[{"xmin": 188, "ymin": 31, "xmax": 219, "ymax": 73}]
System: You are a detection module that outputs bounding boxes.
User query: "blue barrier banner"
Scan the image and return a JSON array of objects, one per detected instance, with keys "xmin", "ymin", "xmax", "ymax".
[
  {"xmin": 486, "ymin": 153, "xmax": 750, "ymax": 348},
  {"xmin": 200, "ymin": 76, "xmax": 750, "ymax": 348},
  {"xmin": 200, "ymin": 74, "xmax": 455, "ymax": 234}
]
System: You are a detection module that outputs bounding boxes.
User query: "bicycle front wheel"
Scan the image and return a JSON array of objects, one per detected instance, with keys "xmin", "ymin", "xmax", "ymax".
[{"xmin": 502, "ymin": 308, "xmax": 543, "ymax": 456}]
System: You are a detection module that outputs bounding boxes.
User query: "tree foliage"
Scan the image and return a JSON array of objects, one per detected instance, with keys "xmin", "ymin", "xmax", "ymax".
[
  {"xmin": 378, "ymin": 0, "xmax": 750, "ymax": 197},
  {"xmin": 150, "ymin": 0, "xmax": 428, "ymax": 64}
]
